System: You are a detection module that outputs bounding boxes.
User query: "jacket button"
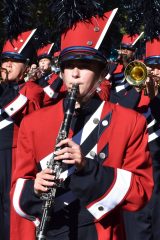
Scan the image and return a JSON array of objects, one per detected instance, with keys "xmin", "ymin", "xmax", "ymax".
[
  {"xmin": 87, "ymin": 41, "xmax": 93, "ymax": 46},
  {"xmin": 90, "ymin": 151, "xmax": 96, "ymax": 158},
  {"xmin": 94, "ymin": 26, "xmax": 100, "ymax": 32},
  {"xmin": 102, "ymin": 120, "xmax": 108, "ymax": 126},
  {"xmin": 98, "ymin": 206, "xmax": 104, "ymax": 211},
  {"xmin": 99, "ymin": 152, "xmax": 106, "ymax": 160},
  {"xmin": 93, "ymin": 118, "xmax": 99, "ymax": 124}
]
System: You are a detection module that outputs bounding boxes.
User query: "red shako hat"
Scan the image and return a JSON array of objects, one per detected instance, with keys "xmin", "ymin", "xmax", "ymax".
[
  {"xmin": 37, "ymin": 43, "xmax": 54, "ymax": 60},
  {"xmin": 144, "ymin": 38, "xmax": 160, "ymax": 66},
  {"xmin": 59, "ymin": 8, "xmax": 118, "ymax": 66},
  {"xmin": 54, "ymin": 51, "xmax": 60, "ymax": 58},
  {"xmin": 1, "ymin": 29, "xmax": 37, "ymax": 62},
  {"xmin": 121, "ymin": 32, "xmax": 144, "ymax": 51}
]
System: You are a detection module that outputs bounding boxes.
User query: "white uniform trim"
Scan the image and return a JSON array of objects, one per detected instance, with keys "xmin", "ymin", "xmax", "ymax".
[
  {"xmin": 40, "ymin": 152, "xmax": 53, "ymax": 170},
  {"xmin": 40, "ymin": 102, "xmax": 105, "ymax": 178},
  {"xmin": 87, "ymin": 168, "xmax": 132, "ymax": 219},
  {"xmin": 14, "ymin": 177, "xmax": 76, "ymax": 214},
  {"xmin": 4, "ymin": 94, "xmax": 28, "ymax": 116},
  {"xmin": 95, "ymin": 8, "xmax": 118, "ymax": 50},
  {"xmin": 60, "ymin": 166, "xmax": 75, "ymax": 180},
  {"xmin": 13, "ymin": 178, "xmax": 40, "ymax": 227},
  {"xmin": 43, "ymin": 85, "xmax": 57, "ymax": 98},
  {"xmin": 105, "ymin": 73, "xmax": 111, "ymax": 80},
  {"xmin": 48, "ymin": 43, "xmax": 54, "ymax": 54},
  {"xmin": 142, "ymin": 108, "xmax": 156, "ymax": 128},
  {"xmin": 147, "ymin": 119, "xmax": 156, "ymax": 128},
  {"xmin": 115, "ymin": 82, "xmax": 129, "ymax": 92},
  {"xmin": 0, "ymin": 117, "xmax": 13, "ymax": 129},
  {"xmin": 80, "ymin": 101, "xmax": 105, "ymax": 144},
  {"xmin": 148, "ymin": 129, "xmax": 160, "ymax": 142},
  {"xmin": 132, "ymin": 32, "xmax": 144, "ymax": 46},
  {"xmin": 18, "ymin": 29, "xmax": 37, "ymax": 54},
  {"xmin": 40, "ymin": 152, "xmax": 75, "ymax": 180}
]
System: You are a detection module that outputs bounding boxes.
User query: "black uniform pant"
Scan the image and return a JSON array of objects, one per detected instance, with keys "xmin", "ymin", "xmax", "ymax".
[
  {"xmin": 123, "ymin": 191, "xmax": 160, "ymax": 240},
  {"xmin": 0, "ymin": 149, "xmax": 12, "ymax": 240},
  {"xmin": 46, "ymin": 222, "xmax": 98, "ymax": 240}
]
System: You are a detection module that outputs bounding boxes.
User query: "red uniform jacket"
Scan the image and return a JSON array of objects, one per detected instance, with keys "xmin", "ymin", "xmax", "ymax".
[
  {"xmin": 35, "ymin": 72, "xmax": 65, "ymax": 107},
  {"xmin": 11, "ymin": 96, "xmax": 153, "ymax": 240},
  {"xmin": 0, "ymin": 80, "xmax": 44, "ymax": 240}
]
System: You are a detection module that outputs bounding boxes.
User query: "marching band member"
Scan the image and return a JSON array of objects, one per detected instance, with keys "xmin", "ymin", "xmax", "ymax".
[
  {"xmin": 37, "ymin": 43, "xmax": 54, "ymax": 74},
  {"xmin": 52, "ymin": 51, "xmax": 61, "ymax": 74},
  {"xmin": 144, "ymin": 38, "xmax": 160, "ymax": 101},
  {"xmin": 109, "ymin": 35, "xmax": 160, "ymax": 239},
  {"xmin": 11, "ymin": 6, "xmax": 153, "ymax": 240},
  {"xmin": 123, "ymin": 38, "xmax": 160, "ymax": 240},
  {"xmin": 109, "ymin": 33, "xmax": 144, "ymax": 108},
  {"xmin": 36, "ymin": 43, "xmax": 63, "ymax": 107},
  {"xmin": 0, "ymin": 29, "xmax": 44, "ymax": 240}
]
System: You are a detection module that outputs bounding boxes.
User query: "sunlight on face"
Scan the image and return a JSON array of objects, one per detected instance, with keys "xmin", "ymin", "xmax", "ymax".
[
  {"xmin": 39, "ymin": 58, "xmax": 51, "ymax": 71},
  {"xmin": 61, "ymin": 60, "xmax": 104, "ymax": 100},
  {"xmin": 151, "ymin": 66, "xmax": 160, "ymax": 77},
  {"xmin": 1, "ymin": 59, "xmax": 26, "ymax": 81}
]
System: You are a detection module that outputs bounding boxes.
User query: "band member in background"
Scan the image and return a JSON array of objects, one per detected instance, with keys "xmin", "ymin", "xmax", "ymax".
[
  {"xmin": 0, "ymin": 29, "xmax": 44, "ymax": 240},
  {"xmin": 37, "ymin": 42, "xmax": 54, "ymax": 74},
  {"xmin": 123, "ymin": 38, "xmax": 160, "ymax": 240},
  {"xmin": 52, "ymin": 51, "xmax": 61, "ymax": 74},
  {"xmin": 36, "ymin": 43, "xmax": 63, "ymax": 107},
  {"xmin": 144, "ymin": 39, "xmax": 160, "ymax": 101},
  {"xmin": 11, "ymin": 7, "xmax": 153, "ymax": 240},
  {"xmin": 109, "ymin": 33, "xmax": 144, "ymax": 108},
  {"xmin": 108, "ymin": 34, "xmax": 160, "ymax": 239}
]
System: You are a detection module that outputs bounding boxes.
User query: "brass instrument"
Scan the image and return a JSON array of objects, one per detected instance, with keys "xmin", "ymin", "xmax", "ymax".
[
  {"xmin": 24, "ymin": 66, "xmax": 45, "ymax": 82},
  {"xmin": 124, "ymin": 61, "xmax": 148, "ymax": 86},
  {"xmin": 124, "ymin": 61, "xmax": 160, "ymax": 98},
  {"xmin": 0, "ymin": 67, "xmax": 9, "ymax": 83}
]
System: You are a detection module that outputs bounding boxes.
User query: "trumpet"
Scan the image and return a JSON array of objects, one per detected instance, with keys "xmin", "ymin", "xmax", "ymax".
[
  {"xmin": 124, "ymin": 61, "xmax": 148, "ymax": 86},
  {"xmin": 124, "ymin": 61, "xmax": 160, "ymax": 98},
  {"xmin": 24, "ymin": 66, "xmax": 45, "ymax": 82},
  {"xmin": 0, "ymin": 67, "xmax": 9, "ymax": 83}
]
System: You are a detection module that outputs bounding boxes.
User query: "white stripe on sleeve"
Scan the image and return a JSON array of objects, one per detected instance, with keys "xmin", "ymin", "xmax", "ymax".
[
  {"xmin": 4, "ymin": 94, "xmax": 28, "ymax": 116},
  {"xmin": 87, "ymin": 168, "xmax": 132, "ymax": 220},
  {"xmin": 13, "ymin": 178, "xmax": 40, "ymax": 227}
]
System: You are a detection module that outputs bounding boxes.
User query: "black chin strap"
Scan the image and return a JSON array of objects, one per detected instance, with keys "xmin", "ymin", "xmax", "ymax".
[{"xmin": 80, "ymin": 78, "xmax": 102, "ymax": 104}]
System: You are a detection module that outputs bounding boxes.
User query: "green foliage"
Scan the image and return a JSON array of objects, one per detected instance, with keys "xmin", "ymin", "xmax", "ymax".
[{"xmin": 0, "ymin": 0, "xmax": 160, "ymax": 51}]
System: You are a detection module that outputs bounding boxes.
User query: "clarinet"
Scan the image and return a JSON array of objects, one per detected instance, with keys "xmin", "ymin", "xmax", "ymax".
[{"xmin": 36, "ymin": 84, "xmax": 79, "ymax": 240}]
